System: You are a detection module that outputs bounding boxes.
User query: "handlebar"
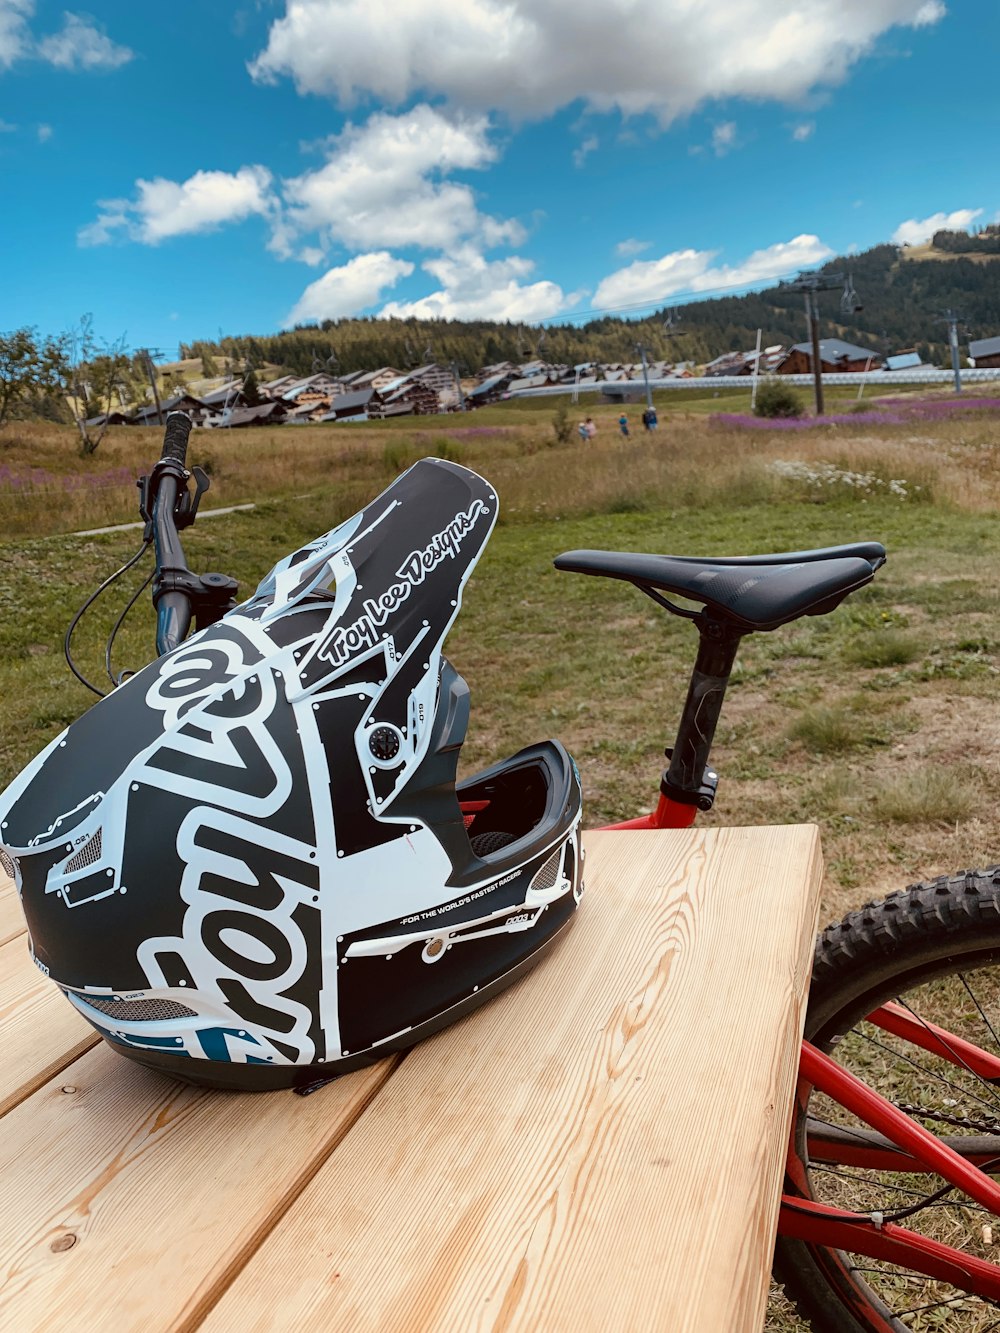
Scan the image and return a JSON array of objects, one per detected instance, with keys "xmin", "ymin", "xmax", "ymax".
[
  {"xmin": 151, "ymin": 412, "xmax": 195, "ymax": 655},
  {"xmin": 161, "ymin": 410, "xmax": 193, "ymax": 466},
  {"xmin": 145, "ymin": 412, "xmax": 237, "ymax": 658}
]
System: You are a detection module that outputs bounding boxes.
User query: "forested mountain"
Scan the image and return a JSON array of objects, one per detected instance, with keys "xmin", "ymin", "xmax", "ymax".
[{"xmin": 183, "ymin": 232, "xmax": 1000, "ymax": 377}]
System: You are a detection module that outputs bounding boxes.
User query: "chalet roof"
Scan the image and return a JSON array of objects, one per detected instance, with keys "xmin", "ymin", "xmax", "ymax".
[
  {"xmin": 321, "ymin": 387, "xmax": 376, "ymax": 414},
  {"xmin": 408, "ymin": 364, "xmax": 454, "ymax": 382},
  {"xmin": 224, "ymin": 402, "xmax": 288, "ymax": 427},
  {"xmin": 278, "ymin": 373, "xmax": 340, "ymax": 400},
  {"xmin": 788, "ymin": 338, "xmax": 880, "ymax": 363},
  {"xmin": 350, "ymin": 366, "xmax": 401, "ymax": 386},
  {"xmin": 507, "ymin": 374, "xmax": 549, "ymax": 391},
  {"xmin": 884, "ymin": 351, "xmax": 923, "ymax": 371},
  {"xmin": 133, "ymin": 393, "xmax": 208, "ymax": 422},
  {"xmin": 467, "ymin": 374, "xmax": 508, "ymax": 397},
  {"xmin": 200, "ymin": 383, "xmax": 244, "ymax": 406},
  {"xmin": 383, "ymin": 382, "xmax": 437, "ymax": 404},
  {"xmin": 970, "ymin": 335, "xmax": 1000, "ymax": 360}
]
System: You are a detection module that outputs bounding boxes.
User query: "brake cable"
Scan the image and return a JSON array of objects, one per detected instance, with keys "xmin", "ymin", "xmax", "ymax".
[
  {"xmin": 105, "ymin": 564, "xmax": 155, "ymax": 688},
  {"xmin": 64, "ymin": 538, "xmax": 152, "ymax": 698}
]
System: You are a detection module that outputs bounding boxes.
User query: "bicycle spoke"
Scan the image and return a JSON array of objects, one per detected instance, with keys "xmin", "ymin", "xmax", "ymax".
[{"xmin": 846, "ymin": 1026, "xmax": 1000, "ymax": 1119}]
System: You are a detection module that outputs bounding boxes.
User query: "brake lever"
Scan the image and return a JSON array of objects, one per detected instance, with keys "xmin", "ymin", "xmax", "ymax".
[{"xmin": 136, "ymin": 463, "xmax": 210, "ymax": 540}]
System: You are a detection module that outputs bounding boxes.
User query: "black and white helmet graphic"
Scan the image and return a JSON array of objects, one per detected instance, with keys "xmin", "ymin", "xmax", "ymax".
[{"xmin": 0, "ymin": 459, "xmax": 583, "ymax": 1089}]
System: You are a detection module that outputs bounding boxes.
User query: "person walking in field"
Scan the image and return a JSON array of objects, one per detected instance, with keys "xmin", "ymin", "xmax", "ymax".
[
  {"xmin": 584, "ymin": 417, "xmax": 597, "ymax": 440},
  {"xmin": 618, "ymin": 412, "xmax": 630, "ymax": 438},
  {"xmin": 642, "ymin": 406, "xmax": 658, "ymax": 432},
  {"xmin": 577, "ymin": 420, "xmax": 589, "ymax": 443}
]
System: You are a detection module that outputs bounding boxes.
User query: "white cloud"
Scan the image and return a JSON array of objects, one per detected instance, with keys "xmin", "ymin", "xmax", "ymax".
[
  {"xmin": 573, "ymin": 134, "xmax": 598, "ymax": 167},
  {"xmin": 0, "ymin": 3, "xmax": 132, "ymax": 71},
  {"xmin": 0, "ymin": 117, "xmax": 16, "ymax": 131},
  {"xmin": 36, "ymin": 121, "xmax": 51, "ymax": 141},
  {"xmin": 36, "ymin": 12, "xmax": 133, "ymax": 69},
  {"xmin": 79, "ymin": 166, "xmax": 276, "ymax": 246},
  {"xmin": 276, "ymin": 105, "xmax": 521, "ymax": 259},
  {"xmin": 712, "ymin": 121, "xmax": 737, "ymax": 155},
  {"xmin": 250, "ymin": 0, "xmax": 946, "ymax": 124},
  {"xmin": 593, "ymin": 234, "xmax": 833, "ymax": 309},
  {"xmin": 891, "ymin": 207, "xmax": 982, "ymax": 246},
  {"xmin": 0, "ymin": 0, "xmax": 31, "ymax": 69},
  {"xmin": 791, "ymin": 121, "xmax": 815, "ymax": 141},
  {"xmin": 286, "ymin": 251, "xmax": 414, "ymax": 323},
  {"xmin": 379, "ymin": 247, "xmax": 578, "ymax": 322},
  {"xmin": 616, "ymin": 237, "xmax": 652, "ymax": 257}
]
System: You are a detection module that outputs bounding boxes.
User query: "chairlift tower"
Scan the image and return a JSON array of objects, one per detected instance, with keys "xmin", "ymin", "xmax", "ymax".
[
  {"xmin": 781, "ymin": 272, "xmax": 863, "ymax": 416},
  {"xmin": 935, "ymin": 310, "xmax": 965, "ymax": 395},
  {"xmin": 635, "ymin": 342, "xmax": 654, "ymax": 410}
]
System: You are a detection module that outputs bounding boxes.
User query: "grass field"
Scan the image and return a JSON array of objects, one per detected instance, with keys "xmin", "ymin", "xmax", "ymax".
[{"xmin": 4, "ymin": 389, "xmax": 1000, "ymax": 1329}]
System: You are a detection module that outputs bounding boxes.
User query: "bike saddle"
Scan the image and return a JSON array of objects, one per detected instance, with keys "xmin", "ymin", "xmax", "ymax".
[{"xmin": 554, "ymin": 542, "xmax": 886, "ymax": 633}]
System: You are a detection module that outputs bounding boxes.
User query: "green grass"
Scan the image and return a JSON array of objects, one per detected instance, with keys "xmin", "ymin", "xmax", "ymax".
[
  {"xmin": 842, "ymin": 627, "xmax": 922, "ymax": 667},
  {"xmin": 6, "ymin": 407, "xmax": 1000, "ymax": 1333},
  {"xmin": 873, "ymin": 768, "xmax": 981, "ymax": 824}
]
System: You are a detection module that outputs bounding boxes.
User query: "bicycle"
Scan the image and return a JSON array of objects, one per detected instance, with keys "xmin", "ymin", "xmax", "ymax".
[{"xmin": 6, "ymin": 411, "xmax": 1000, "ymax": 1332}]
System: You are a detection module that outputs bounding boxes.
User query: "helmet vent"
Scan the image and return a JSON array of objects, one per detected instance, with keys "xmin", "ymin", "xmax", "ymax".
[
  {"xmin": 0, "ymin": 850, "xmax": 17, "ymax": 882},
  {"xmin": 531, "ymin": 848, "xmax": 562, "ymax": 893},
  {"xmin": 64, "ymin": 830, "xmax": 102, "ymax": 874},
  {"xmin": 83, "ymin": 995, "xmax": 198, "ymax": 1022}
]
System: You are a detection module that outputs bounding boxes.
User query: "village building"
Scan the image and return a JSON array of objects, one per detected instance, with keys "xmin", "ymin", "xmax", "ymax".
[
  {"xmin": 315, "ymin": 387, "xmax": 378, "ymax": 422},
  {"xmin": 884, "ymin": 350, "xmax": 927, "ymax": 372},
  {"xmin": 477, "ymin": 361, "xmax": 516, "ymax": 383},
  {"xmin": 969, "ymin": 336, "xmax": 1000, "ymax": 368},
  {"xmin": 778, "ymin": 338, "xmax": 882, "ymax": 374},
  {"xmin": 276, "ymin": 373, "xmax": 344, "ymax": 407},
  {"xmin": 216, "ymin": 402, "xmax": 289, "ymax": 428},
  {"xmin": 349, "ymin": 367, "xmax": 404, "ymax": 391},
  {"xmin": 200, "ymin": 382, "xmax": 249, "ymax": 411},
  {"xmin": 132, "ymin": 392, "xmax": 213, "ymax": 426},
  {"xmin": 368, "ymin": 380, "xmax": 440, "ymax": 418},
  {"xmin": 466, "ymin": 373, "xmax": 511, "ymax": 408}
]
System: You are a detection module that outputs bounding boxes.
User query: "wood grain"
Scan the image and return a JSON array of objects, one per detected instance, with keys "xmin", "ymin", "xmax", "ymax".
[
  {"xmin": 0, "ymin": 932, "xmax": 97, "ymax": 1117},
  {"xmin": 0, "ymin": 876, "xmax": 23, "ymax": 946},
  {"xmin": 0, "ymin": 1044, "xmax": 400, "ymax": 1332},
  {"xmin": 200, "ymin": 825, "xmax": 823, "ymax": 1333}
]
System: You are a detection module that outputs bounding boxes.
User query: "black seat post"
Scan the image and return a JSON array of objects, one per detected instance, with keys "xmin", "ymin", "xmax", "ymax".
[{"xmin": 661, "ymin": 617, "xmax": 745, "ymax": 811}]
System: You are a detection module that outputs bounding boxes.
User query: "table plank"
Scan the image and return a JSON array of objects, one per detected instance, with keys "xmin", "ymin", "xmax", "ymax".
[
  {"xmin": 202, "ymin": 825, "xmax": 823, "ymax": 1333},
  {"xmin": 0, "ymin": 1044, "xmax": 400, "ymax": 1332},
  {"xmin": 0, "ymin": 932, "xmax": 98, "ymax": 1117},
  {"xmin": 0, "ymin": 875, "xmax": 24, "ymax": 946}
]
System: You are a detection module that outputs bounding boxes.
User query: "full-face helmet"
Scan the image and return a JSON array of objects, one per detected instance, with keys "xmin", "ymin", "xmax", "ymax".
[{"xmin": 0, "ymin": 459, "xmax": 583, "ymax": 1089}]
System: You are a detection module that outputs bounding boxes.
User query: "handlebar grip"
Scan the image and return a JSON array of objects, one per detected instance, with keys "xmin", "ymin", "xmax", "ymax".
[{"xmin": 162, "ymin": 411, "xmax": 193, "ymax": 465}]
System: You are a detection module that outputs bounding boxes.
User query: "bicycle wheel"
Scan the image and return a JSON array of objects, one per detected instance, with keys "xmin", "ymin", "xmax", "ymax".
[{"xmin": 774, "ymin": 869, "xmax": 1000, "ymax": 1332}]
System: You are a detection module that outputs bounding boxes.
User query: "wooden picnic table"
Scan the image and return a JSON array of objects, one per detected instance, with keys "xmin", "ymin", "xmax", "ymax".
[{"xmin": 0, "ymin": 824, "xmax": 822, "ymax": 1332}]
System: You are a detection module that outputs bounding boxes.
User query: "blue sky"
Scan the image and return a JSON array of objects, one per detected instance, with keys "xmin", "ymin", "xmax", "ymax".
[{"xmin": 1, "ymin": 0, "xmax": 997, "ymax": 355}]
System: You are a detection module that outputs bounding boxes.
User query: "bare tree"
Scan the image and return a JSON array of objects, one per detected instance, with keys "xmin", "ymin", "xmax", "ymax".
[{"xmin": 64, "ymin": 315, "xmax": 131, "ymax": 455}]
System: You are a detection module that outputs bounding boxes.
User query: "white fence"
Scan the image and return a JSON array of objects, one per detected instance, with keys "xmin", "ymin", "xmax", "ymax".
[{"xmin": 508, "ymin": 368, "xmax": 1000, "ymax": 399}]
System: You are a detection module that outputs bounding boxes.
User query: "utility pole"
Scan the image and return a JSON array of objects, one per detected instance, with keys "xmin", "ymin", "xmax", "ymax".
[
  {"xmin": 450, "ymin": 362, "xmax": 467, "ymax": 412},
  {"xmin": 635, "ymin": 343, "xmax": 654, "ymax": 410},
  {"xmin": 139, "ymin": 348, "xmax": 163, "ymax": 425},
  {"xmin": 936, "ymin": 310, "xmax": 964, "ymax": 394},
  {"xmin": 750, "ymin": 327, "xmax": 763, "ymax": 412},
  {"xmin": 781, "ymin": 272, "xmax": 863, "ymax": 416}
]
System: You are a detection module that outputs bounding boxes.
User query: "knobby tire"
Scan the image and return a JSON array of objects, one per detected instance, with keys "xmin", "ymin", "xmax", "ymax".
[{"xmin": 774, "ymin": 868, "xmax": 1000, "ymax": 1332}]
